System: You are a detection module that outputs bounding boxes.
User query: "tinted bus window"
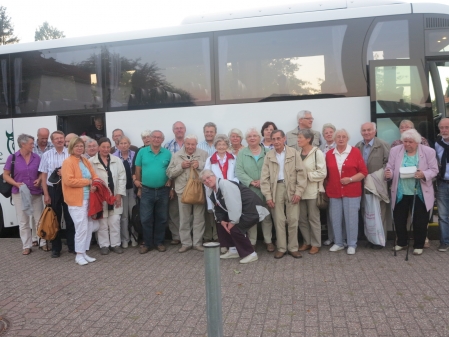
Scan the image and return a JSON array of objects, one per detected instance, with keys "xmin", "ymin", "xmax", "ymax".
[
  {"xmin": 366, "ymin": 20, "xmax": 409, "ymax": 62},
  {"xmin": 106, "ymin": 35, "xmax": 212, "ymax": 110},
  {"xmin": 217, "ymin": 24, "xmax": 348, "ymax": 102},
  {"xmin": 426, "ymin": 29, "xmax": 449, "ymax": 54},
  {"xmin": 12, "ymin": 46, "xmax": 102, "ymax": 115},
  {"xmin": 0, "ymin": 57, "xmax": 9, "ymax": 115}
]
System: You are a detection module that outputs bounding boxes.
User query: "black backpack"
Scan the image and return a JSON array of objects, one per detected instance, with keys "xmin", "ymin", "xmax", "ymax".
[{"xmin": 130, "ymin": 198, "xmax": 142, "ymax": 240}]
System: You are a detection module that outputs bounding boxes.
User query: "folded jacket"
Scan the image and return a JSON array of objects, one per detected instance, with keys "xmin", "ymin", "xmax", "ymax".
[{"xmin": 88, "ymin": 178, "xmax": 116, "ymax": 220}]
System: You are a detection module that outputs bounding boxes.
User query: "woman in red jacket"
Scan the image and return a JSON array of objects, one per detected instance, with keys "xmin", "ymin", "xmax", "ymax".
[{"xmin": 325, "ymin": 129, "xmax": 368, "ymax": 255}]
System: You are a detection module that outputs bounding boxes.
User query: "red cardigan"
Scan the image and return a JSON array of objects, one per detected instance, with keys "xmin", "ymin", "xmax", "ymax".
[{"xmin": 325, "ymin": 147, "xmax": 368, "ymax": 198}]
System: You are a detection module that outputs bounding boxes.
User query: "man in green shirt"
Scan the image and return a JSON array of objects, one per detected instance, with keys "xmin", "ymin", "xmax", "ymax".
[{"xmin": 134, "ymin": 130, "xmax": 172, "ymax": 254}]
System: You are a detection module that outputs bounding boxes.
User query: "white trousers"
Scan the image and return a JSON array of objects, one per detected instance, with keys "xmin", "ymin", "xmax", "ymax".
[
  {"xmin": 12, "ymin": 193, "xmax": 45, "ymax": 249},
  {"xmin": 68, "ymin": 200, "xmax": 92, "ymax": 254},
  {"xmin": 98, "ymin": 214, "xmax": 121, "ymax": 248}
]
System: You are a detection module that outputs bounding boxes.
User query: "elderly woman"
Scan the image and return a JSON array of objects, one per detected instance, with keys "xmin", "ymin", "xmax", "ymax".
[
  {"xmin": 201, "ymin": 169, "xmax": 269, "ymax": 264},
  {"xmin": 228, "ymin": 128, "xmax": 245, "ymax": 156},
  {"xmin": 325, "ymin": 129, "xmax": 368, "ymax": 255},
  {"xmin": 84, "ymin": 138, "xmax": 99, "ymax": 159},
  {"xmin": 235, "ymin": 127, "xmax": 275, "ymax": 252},
  {"xmin": 385, "ymin": 129, "xmax": 438, "ymax": 255},
  {"xmin": 3, "ymin": 134, "xmax": 45, "ymax": 255},
  {"xmin": 391, "ymin": 120, "xmax": 430, "ymax": 148},
  {"xmin": 61, "ymin": 137, "xmax": 98, "ymax": 265},
  {"xmin": 90, "ymin": 137, "xmax": 126, "ymax": 255},
  {"xmin": 297, "ymin": 130, "xmax": 327, "ymax": 254},
  {"xmin": 261, "ymin": 121, "xmax": 277, "ymax": 149},
  {"xmin": 320, "ymin": 123, "xmax": 337, "ymax": 246},
  {"xmin": 112, "ymin": 135, "xmax": 137, "ymax": 248}
]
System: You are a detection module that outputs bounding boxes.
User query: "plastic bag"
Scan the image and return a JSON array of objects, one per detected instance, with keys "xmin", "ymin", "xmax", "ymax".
[{"xmin": 363, "ymin": 194, "xmax": 385, "ymax": 246}]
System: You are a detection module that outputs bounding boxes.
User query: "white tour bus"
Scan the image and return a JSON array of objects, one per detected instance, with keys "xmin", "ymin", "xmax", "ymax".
[{"xmin": 0, "ymin": 0, "xmax": 448, "ymax": 233}]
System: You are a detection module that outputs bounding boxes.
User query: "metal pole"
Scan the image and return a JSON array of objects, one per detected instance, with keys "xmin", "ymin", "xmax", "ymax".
[{"xmin": 203, "ymin": 242, "xmax": 223, "ymax": 337}]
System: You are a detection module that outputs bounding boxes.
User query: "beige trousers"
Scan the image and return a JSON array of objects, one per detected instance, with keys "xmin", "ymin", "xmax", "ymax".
[
  {"xmin": 178, "ymin": 198, "xmax": 205, "ymax": 247},
  {"xmin": 272, "ymin": 182, "xmax": 299, "ymax": 253},
  {"xmin": 12, "ymin": 193, "xmax": 45, "ymax": 249},
  {"xmin": 168, "ymin": 194, "xmax": 180, "ymax": 241},
  {"xmin": 299, "ymin": 198, "xmax": 322, "ymax": 247},
  {"xmin": 203, "ymin": 211, "xmax": 218, "ymax": 241}
]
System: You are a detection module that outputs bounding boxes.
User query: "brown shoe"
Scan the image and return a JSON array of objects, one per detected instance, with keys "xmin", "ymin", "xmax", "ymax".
[
  {"xmin": 274, "ymin": 251, "xmax": 286, "ymax": 259},
  {"xmin": 288, "ymin": 250, "xmax": 303, "ymax": 258},
  {"xmin": 178, "ymin": 246, "xmax": 191, "ymax": 253},
  {"xmin": 266, "ymin": 243, "xmax": 275, "ymax": 252},
  {"xmin": 157, "ymin": 245, "xmax": 166, "ymax": 252},
  {"xmin": 170, "ymin": 240, "xmax": 180, "ymax": 245},
  {"xmin": 298, "ymin": 244, "xmax": 312, "ymax": 251},
  {"xmin": 139, "ymin": 246, "xmax": 152, "ymax": 254},
  {"xmin": 309, "ymin": 246, "xmax": 320, "ymax": 255}
]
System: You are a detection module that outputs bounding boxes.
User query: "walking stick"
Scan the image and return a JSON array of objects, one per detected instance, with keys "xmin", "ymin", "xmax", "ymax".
[
  {"xmin": 389, "ymin": 186, "xmax": 397, "ymax": 257},
  {"xmin": 405, "ymin": 179, "xmax": 419, "ymax": 261}
]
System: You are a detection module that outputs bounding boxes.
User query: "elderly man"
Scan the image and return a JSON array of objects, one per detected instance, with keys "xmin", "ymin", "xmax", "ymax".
[
  {"xmin": 86, "ymin": 116, "xmax": 105, "ymax": 141},
  {"xmin": 436, "ymin": 118, "xmax": 449, "ymax": 252},
  {"xmin": 167, "ymin": 135, "xmax": 208, "ymax": 253},
  {"xmin": 286, "ymin": 110, "xmax": 321, "ymax": 150},
  {"xmin": 261, "ymin": 130, "xmax": 307, "ymax": 259},
  {"xmin": 163, "ymin": 121, "xmax": 187, "ymax": 245},
  {"xmin": 355, "ymin": 122, "xmax": 390, "ymax": 249},
  {"xmin": 33, "ymin": 128, "xmax": 54, "ymax": 157},
  {"xmin": 134, "ymin": 130, "xmax": 172, "ymax": 254},
  {"xmin": 197, "ymin": 122, "xmax": 219, "ymax": 243},
  {"xmin": 201, "ymin": 169, "xmax": 269, "ymax": 264},
  {"xmin": 38, "ymin": 131, "xmax": 75, "ymax": 258},
  {"xmin": 64, "ymin": 133, "xmax": 78, "ymax": 148},
  {"xmin": 110, "ymin": 129, "xmax": 139, "ymax": 154}
]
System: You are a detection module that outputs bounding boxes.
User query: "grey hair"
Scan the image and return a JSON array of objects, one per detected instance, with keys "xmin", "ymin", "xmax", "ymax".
[
  {"xmin": 297, "ymin": 129, "xmax": 314, "ymax": 145},
  {"xmin": 17, "ymin": 134, "xmax": 34, "ymax": 148},
  {"xmin": 228, "ymin": 128, "xmax": 243, "ymax": 141},
  {"xmin": 203, "ymin": 122, "xmax": 217, "ymax": 133},
  {"xmin": 333, "ymin": 129, "xmax": 350, "ymax": 141},
  {"xmin": 118, "ymin": 135, "xmax": 131, "ymax": 144},
  {"xmin": 199, "ymin": 169, "xmax": 215, "ymax": 180},
  {"xmin": 245, "ymin": 127, "xmax": 262, "ymax": 139},
  {"xmin": 112, "ymin": 128, "xmax": 124, "ymax": 136},
  {"xmin": 185, "ymin": 134, "xmax": 198, "ymax": 142},
  {"xmin": 80, "ymin": 135, "xmax": 91, "ymax": 142},
  {"xmin": 85, "ymin": 138, "xmax": 98, "ymax": 146},
  {"xmin": 322, "ymin": 123, "xmax": 336, "ymax": 133},
  {"xmin": 297, "ymin": 110, "xmax": 312, "ymax": 121},
  {"xmin": 150, "ymin": 130, "xmax": 165, "ymax": 141},
  {"xmin": 361, "ymin": 122, "xmax": 377, "ymax": 131},
  {"xmin": 141, "ymin": 130, "xmax": 151, "ymax": 138},
  {"xmin": 399, "ymin": 120, "xmax": 414, "ymax": 128},
  {"xmin": 438, "ymin": 117, "xmax": 449, "ymax": 127},
  {"xmin": 214, "ymin": 134, "xmax": 230, "ymax": 148},
  {"xmin": 172, "ymin": 121, "xmax": 186, "ymax": 130},
  {"xmin": 401, "ymin": 129, "xmax": 421, "ymax": 144}
]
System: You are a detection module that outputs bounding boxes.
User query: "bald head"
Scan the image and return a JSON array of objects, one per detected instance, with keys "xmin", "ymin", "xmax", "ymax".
[
  {"xmin": 65, "ymin": 133, "xmax": 78, "ymax": 148},
  {"xmin": 36, "ymin": 128, "xmax": 50, "ymax": 149}
]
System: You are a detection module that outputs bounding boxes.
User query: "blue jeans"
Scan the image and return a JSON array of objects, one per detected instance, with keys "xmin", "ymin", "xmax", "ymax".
[
  {"xmin": 140, "ymin": 186, "xmax": 169, "ymax": 248},
  {"xmin": 437, "ymin": 181, "xmax": 449, "ymax": 245}
]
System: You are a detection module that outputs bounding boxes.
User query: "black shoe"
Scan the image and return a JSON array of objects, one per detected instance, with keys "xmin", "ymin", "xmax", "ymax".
[
  {"xmin": 68, "ymin": 249, "xmax": 76, "ymax": 254},
  {"xmin": 371, "ymin": 244, "xmax": 383, "ymax": 250},
  {"xmin": 51, "ymin": 251, "xmax": 60, "ymax": 258}
]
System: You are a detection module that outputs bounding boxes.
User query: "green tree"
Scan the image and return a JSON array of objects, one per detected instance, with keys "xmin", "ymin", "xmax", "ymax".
[
  {"xmin": 0, "ymin": 6, "xmax": 19, "ymax": 45},
  {"xmin": 34, "ymin": 21, "xmax": 65, "ymax": 41}
]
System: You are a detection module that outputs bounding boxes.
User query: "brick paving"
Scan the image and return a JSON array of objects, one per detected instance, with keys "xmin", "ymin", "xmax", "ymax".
[{"xmin": 1, "ymin": 238, "xmax": 449, "ymax": 337}]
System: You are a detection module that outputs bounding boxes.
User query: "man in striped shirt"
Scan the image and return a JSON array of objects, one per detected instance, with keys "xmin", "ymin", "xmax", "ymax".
[{"xmin": 38, "ymin": 131, "xmax": 75, "ymax": 258}]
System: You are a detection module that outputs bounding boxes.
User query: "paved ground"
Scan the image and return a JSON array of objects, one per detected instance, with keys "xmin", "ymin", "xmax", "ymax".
[{"xmin": 1, "ymin": 238, "xmax": 449, "ymax": 337}]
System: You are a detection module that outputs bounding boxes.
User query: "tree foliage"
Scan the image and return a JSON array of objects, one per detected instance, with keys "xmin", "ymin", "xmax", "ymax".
[
  {"xmin": 0, "ymin": 6, "xmax": 19, "ymax": 45},
  {"xmin": 35, "ymin": 21, "xmax": 65, "ymax": 41}
]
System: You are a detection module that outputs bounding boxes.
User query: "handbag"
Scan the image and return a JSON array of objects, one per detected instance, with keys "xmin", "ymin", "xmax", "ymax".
[
  {"xmin": 181, "ymin": 166, "xmax": 205, "ymax": 205},
  {"xmin": 314, "ymin": 151, "xmax": 328, "ymax": 210},
  {"xmin": 399, "ymin": 166, "xmax": 417, "ymax": 179},
  {"xmin": 0, "ymin": 154, "xmax": 15, "ymax": 199}
]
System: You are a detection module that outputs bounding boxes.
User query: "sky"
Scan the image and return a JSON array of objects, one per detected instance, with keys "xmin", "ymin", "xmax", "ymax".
[{"xmin": 3, "ymin": 0, "xmax": 449, "ymax": 43}]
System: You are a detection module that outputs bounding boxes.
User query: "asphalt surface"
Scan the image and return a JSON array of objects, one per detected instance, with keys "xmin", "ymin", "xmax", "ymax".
[{"xmin": 1, "ymin": 238, "xmax": 449, "ymax": 337}]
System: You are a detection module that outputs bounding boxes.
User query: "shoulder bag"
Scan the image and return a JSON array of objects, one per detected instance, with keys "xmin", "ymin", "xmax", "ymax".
[
  {"xmin": 0, "ymin": 154, "xmax": 15, "ymax": 199},
  {"xmin": 181, "ymin": 166, "xmax": 205, "ymax": 205}
]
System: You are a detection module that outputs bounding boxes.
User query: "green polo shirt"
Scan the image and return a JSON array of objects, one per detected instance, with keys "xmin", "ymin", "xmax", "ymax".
[{"xmin": 135, "ymin": 146, "xmax": 172, "ymax": 188}]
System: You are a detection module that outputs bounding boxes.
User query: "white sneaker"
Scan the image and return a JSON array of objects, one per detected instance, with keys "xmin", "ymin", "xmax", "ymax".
[
  {"xmin": 329, "ymin": 244, "xmax": 344, "ymax": 252},
  {"xmin": 240, "ymin": 254, "xmax": 258, "ymax": 264},
  {"xmin": 413, "ymin": 249, "xmax": 423, "ymax": 255},
  {"xmin": 220, "ymin": 247, "xmax": 228, "ymax": 254},
  {"xmin": 323, "ymin": 240, "xmax": 332, "ymax": 246},
  {"xmin": 83, "ymin": 253, "xmax": 96, "ymax": 263},
  {"xmin": 131, "ymin": 237, "xmax": 138, "ymax": 247},
  {"xmin": 122, "ymin": 241, "xmax": 129, "ymax": 249},
  {"xmin": 393, "ymin": 245, "xmax": 406, "ymax": 251},
  {"xmin": 220, "ymin": 251, "xmax": 239, "ymax": 259},
  {"xmin": 75, "ymin": 255, "xmax": 88, "ymax": 266},
  {"xmin": 347, "ymin": 247, "xmax": 356, "ymax": 255}
]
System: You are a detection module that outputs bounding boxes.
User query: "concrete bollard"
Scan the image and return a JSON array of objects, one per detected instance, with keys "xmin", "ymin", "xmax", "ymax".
[{"xmin": 203, "ymin": 242, "xmax": 223, "ymax": 337}]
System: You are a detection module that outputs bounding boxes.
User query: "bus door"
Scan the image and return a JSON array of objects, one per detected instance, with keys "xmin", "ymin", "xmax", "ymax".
[
  {"xmin": 428, "ymin": 60, "xmax": 449, "ymax": 124},
  {"xmin": 57, "ymin": 113, "xmax": 106, "ymax": 140},
  {"xmin": 369, "ymin": 59, "xmax": 435, "ymax": 145}
]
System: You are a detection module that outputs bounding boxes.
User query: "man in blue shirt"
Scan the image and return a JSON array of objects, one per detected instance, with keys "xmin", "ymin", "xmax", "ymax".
[
  {"xmin": 134, "ymin": 130, "xmax": 172, "ymax": 254},
  {"xmin": 436, "ymin": 118, "xmax": 449, "ymax": 252}
]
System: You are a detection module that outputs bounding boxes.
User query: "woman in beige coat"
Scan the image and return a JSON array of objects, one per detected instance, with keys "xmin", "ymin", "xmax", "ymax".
[
  {"xmin": 89, "ymin": 137, "xmax": 126, "ymax": 255},
  {"xmin": 297, "ymin": 129, "xmax": 327, "ymax": 254}
]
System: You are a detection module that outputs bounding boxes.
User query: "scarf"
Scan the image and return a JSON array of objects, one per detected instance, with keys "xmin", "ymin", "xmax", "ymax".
[
  {"xmin": 210, "ymin": 152, "xmax": 234, "ymax": 179},
  {"xmin": 98, "ymin": 154, "xmax": 115, "ymax": 210},
  {"xmin": 436, "ymin": 137, "xmax": 449, "ymax": 179}
]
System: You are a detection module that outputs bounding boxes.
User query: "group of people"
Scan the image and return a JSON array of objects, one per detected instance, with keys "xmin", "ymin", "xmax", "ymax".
[{"xmin": 4, "ymin": 111, "xmax": 449, "ymax": 265}]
